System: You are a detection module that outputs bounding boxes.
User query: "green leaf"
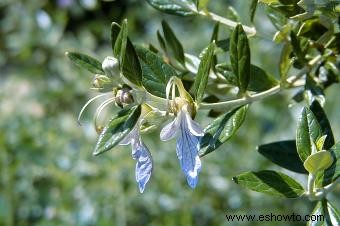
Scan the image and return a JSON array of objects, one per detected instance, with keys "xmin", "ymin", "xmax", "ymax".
[
  {"xmin": 304, "ymin": 151, "xmax": 334, "ymax": 174},
  {"xmin": 157, "ymin": 30, "xmax": 167, "ymax": 52},
  {"xmin": 258, "ymin": 140, "xmax": 308, "ymax": 174},
  {"xmin": 210, "ymin": 22, "xmax": 219, "ymax": 72},
  {"xmin": 113, "ymin": 19, "xmax": 128, "ymax": 64},
  {"xmin": 112, "ymin": 20, "xmax": 143, "ymax": 86},
  {"xmin": 290, "ymin": 31, "xmax": 305, "ymax": 65},
  {"xmin": 265, "ymin": 6, "xmax": 287, "ymax": 30},
  {"xmin": 310, "ymin": 100, "xmax": 335, "ymax": 150},
  {"xmin": 307, "ymin": 200, "xmax": 340, "ymax": 226},
  {"xmin": 161, "ymin": 20, "xmax": 185, "ymax": 65},
  {"xmin": 316, "ymin": 142, "xmax": 340, "ymax": 186},
  {"xmin": 111, "ymin": 22, "xmax": 121, "ymax": 53},
  {"xmin": 65, "ymin": 52, "xmax": 104, "ymax": 74},
  {"xmin": 230, "ymin": 24, "xmax": 251, "ymax": 94},
  {"xmin": 216, "ymin": 64, "xmax": 278, "ymax": 92},
  {"xmin": 250, "ymin": 0, "xmax": 258, "ymax": 22},
  {"xmin": 145, "ymin": 0, "xmax": 198, "ymax": 16},
  {"xmin": 135, "ymin": 46, "xmax": 178, "ymax": 98},
  {"xmin": 233, "ymin": 170, "xmax": 305, "ymax": 198},
  {"xmin": 304, "ymin": 76, "xmax": 325, "ymax": 108},
  {"xmin": 296, "ymin": 107, "xmax": 322, "ymax": 162},
  {"xmin": 122, "ymin": 39, "xmax": 143, "ymax": 86},
  {"xmin": 192, "ymin": 42, "xmax": 215, "ymax": 103},
  {"xmin": 200, "ymin": 105, "xmax": 248, "ymax": 156},
  {"xmin": 93, "ymin": 105, "xmax": 141, "ymax": 155}
]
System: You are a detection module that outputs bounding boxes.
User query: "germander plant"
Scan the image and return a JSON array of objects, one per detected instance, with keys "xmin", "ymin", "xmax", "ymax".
[{"xmin": 66, "ymin": 0, "xmax": 339, "ymax": 224}]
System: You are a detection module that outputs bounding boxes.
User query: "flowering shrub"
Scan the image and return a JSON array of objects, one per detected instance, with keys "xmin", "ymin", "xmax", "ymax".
[{"xmin": 67, "ymin": 0, "xmax": 339, "ymax": 224}]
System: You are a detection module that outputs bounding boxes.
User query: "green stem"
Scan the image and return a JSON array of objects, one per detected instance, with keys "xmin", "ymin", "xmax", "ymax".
[
  {"xmin": 198, "ymin": 11, "xmax": 256, "ymax": 36},
  {"xmin": 200, "ymin": 84, "xmax": 280, "ymax": 110}
]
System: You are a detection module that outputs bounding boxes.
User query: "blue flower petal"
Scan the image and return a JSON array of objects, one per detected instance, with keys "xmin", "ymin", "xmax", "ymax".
[
  {"xmin": 176, "ymin": 113, "xmax": 202, "ymax": 189},
  {"xmin": 133, "ymin": 142, "xmax": 153, "ymax": 193}
]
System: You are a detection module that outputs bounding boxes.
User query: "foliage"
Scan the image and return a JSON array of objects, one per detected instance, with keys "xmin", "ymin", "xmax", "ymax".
[{"xmin": 1, "ymin": 0, "xmax": 340, "ymax": 225}]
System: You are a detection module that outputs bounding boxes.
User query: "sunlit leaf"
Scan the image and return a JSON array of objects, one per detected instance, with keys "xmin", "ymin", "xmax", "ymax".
[
  {"xmin": 233, "ymin": 170, "xmax": 305, "ymax": 198},
  {"xmin": 66, "ymin": 52, "xmax": 104, "ymax": 74}
]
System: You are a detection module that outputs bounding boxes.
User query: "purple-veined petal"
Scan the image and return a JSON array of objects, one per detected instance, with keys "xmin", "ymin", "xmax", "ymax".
[
  {"xmin": 183, "ymin": 110, "xmax": 204, "ymax": 137},
  {"xmin": 160, "ymin": 116, "xmax": 180, "ymax": 141},
  {"xmin": 176, "ymin": 116, "xmax": 202, "ymax": 189},
  {"xmin": 132, "ymin": 141, "xmax": 153, "ymax": 193}
]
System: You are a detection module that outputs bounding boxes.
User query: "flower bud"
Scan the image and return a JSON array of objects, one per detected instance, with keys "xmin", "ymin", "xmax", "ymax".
[
  {"xmin": 102, "ymin": 56, "xmax": 119, "ymax": 77},
  {"xmin": 115, "ymin": 88, "xmax": 134, "ymax": 106},
  {"xmin": 92, "ymin": 74, "xmax": 112, "ymax": 92}
]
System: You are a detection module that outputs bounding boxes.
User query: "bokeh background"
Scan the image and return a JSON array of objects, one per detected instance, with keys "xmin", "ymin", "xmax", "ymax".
[{"xmin": 0, "ymin": 0, "xmax": 339, "ymax": 225}]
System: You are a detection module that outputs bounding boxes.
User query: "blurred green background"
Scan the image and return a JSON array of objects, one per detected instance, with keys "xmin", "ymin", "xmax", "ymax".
[{"xmin": 0, "ymin": 0, "xmax": 339, "ymax": 225}]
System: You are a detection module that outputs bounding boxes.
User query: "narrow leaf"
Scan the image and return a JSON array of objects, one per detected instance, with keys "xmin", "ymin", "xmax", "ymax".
[
  {"xmin": 94, "ymin": 105, "xmax": 141, "ymax": 155},
  {"xmin": 65, "ymin": 52, "xmax": 104, "ymax": 74},
  {"xmin": 296, "ymin": 107, "xmax": 322, "ymax": 162},
  {"xmin": 145, "ymin": 0, "xmax": 198, "ymax": 16},
  {"xmin": 310, "ymin": 100, "xmax": 335, "ymax": 150},
  {"xmin": 200, "ymin": 105, "xmax": 248, "ymax": 156},
  {"xmin": 114, "ymin": 19, "xmax": 128, "ymax": 64},
  {"xmin": 192, "ymin": 42, "xmax": 215, "ymax": 103},
  {"xmin": 233, "ymin": 170, "xmax": 305, "ymax": 198},
  {"xmin": 122, "ymin": 39, "xmax": 143, "ymax": 86},
  {"xmin": 279, "ymin": 43, "xmax": 293, "ymax": 82},
  {"xmin": 230, "ymin": 24, "xmax": 251, "ymax": 94},
  {"xmin": 258, "ymin": 140, "xmax": 307, "ymax": 174},
  {"xmin": 111, "ymin": 22, "xmax": 121, "ymax": 53},
  {"xmin": 135, "ymin": 46, "xmax": 178, "ymax": 98},
  {"xmin": 161, "ymin": 20, "xmax": 185, "ymax": 65},
  {"xmin": 250, "ymin": 0, "xmax": 258, "ymax": 22}
]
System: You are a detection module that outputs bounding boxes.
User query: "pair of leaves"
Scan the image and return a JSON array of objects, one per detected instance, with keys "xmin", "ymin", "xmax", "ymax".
[
  {"xmin": 94, "ymin": 105, "xmax": 141, "ymax": 155},
  {"xmin": 200, "ymin": 105, "xmax": 248, "ymax": 156},
  {"xmin": 146, "ymin": 0, "xmax": 198, "ymax": 16},
  {"xmin": 111, "ymin": 21, "xmax": 143, "ymax": 86},
  {"xmin": 230, "ymin": 24, "xmax": 251, "ymax": 94},
  {"xmin": 233, "ymin": 170, "xmax": 305, "ymax": 198},
  {"xmin": 216, "ymin": 63, "xmax": 278, "ymax": 92},
  {"xmin": 65, "ymin": 52, "xmax": 104, "ymax": 75}
]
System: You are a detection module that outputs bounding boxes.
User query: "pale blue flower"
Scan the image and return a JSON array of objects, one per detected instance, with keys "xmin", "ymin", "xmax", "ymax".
[
  {"xmin": 160, "ymin": 106, "xmax": 204, "ymax": 188},
  {"xmin": 120, "ymin": 127, "xmax": 153, "ymax": 193}
]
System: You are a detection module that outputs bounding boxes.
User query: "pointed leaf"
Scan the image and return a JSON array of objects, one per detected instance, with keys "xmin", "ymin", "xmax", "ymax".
[
  {"xmin": 230, "ymin": 24, "xmax": 251, "ymax": 94},
  {"xmin": 233, "ymin": 170, "xmax": 305, "ymax": 198},
  {"xmin": 65, "ymin": 52, "xmax": 104, "ymax": 74},
  {"xmin": 111, "ymin": 22, "xmax": 121, "ymax": 53},
  {"xmin": 303, "ymin": 151, "xmax": 334, "ymax": 174},
  {"xmin": 310, "ymin": 100, "xmax": 335, "ymax": 150},
  {"xmin": 122, "ymin": 39, "xmax": 143, "ymax": 86},
  {"xmin": 161, "ymin": 20, "xmax": 185, "ymax": 65},
  {"xmin": 258, "ymin": 140, "xmax": 308, "ymax": 174},
  {"xmin": 250, "ymin": 0, "xmax": 258, "ymax": 22},
  {"xmin": 307, "ymin": 200, "xmax": 340, "ymax": 226},
  {"xmin": 296, "ymin": 107, "xmax": 322, "ymax": 162},
  {"xmin": 192, "ymin": 42, "xmax": 215, "ymax": 103},
  {"xmin": 279, "ymin": 43, "xmax": 293, "ymax": 82},
  {"xmin": 200, "ymin": 105, "xmax": 248, "ymax": 156},
  {"xmin": 135, "ymin": 46, "xmax": 178, "ymax": 98},
  {"xmin": 113, "ymin": 19, "xmax": 128, "ymax": 63},
  {"xmin": 112, "ymin": 20, "xmax": 143, "ymax": 86},
  {"xmin": 145, "ymin": 0, "xmax": 198, "ymax": 16},
  {"xmin": 93, "ymin": 105, "xmax": 141, "ymax": 155}
]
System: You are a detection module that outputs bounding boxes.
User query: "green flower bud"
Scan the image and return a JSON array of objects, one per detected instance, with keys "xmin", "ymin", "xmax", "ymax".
[
  {"xmin": 92, "ymin": 74, "xmax": 112, "ymax": 92},
  {"xmin": 102, "ymin": 56, "xmax": 119, "ymax": 77}
]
